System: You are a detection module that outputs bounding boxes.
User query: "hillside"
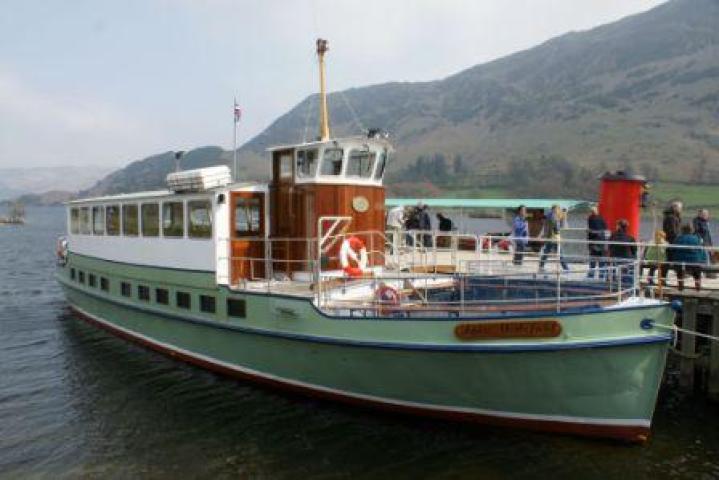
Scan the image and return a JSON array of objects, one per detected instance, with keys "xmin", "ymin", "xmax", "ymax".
[{"xmin": 85, "ymin": 0, "xmax": 719, "ymax": 198}]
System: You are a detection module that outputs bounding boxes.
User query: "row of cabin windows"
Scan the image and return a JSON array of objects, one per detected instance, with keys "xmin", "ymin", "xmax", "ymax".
[
  {"xmin": 69, "ymin": 267, "xmax": 245, "ymax": 317},
  {"xmin": 290, "ymin": 147, "xmax": 388, "ymax": 180},
  {"xmin": 69, "ymin": 200, "xmax": 212, "ymax": 239}
]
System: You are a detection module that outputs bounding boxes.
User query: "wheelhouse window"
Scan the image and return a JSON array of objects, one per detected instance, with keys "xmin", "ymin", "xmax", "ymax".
[
  {"xmin": 79, "ymin": 207, "xmax": 91, "ymax": 234},
  {"xmin": 106, "ymin": 205, "xmax": 120, "ymax": 235},
  {"xmin": 70, "ymin": 208, "xmax": 80, "ymax": 234},
  {"xmin": 188, "ymin": 200, "xmax": 212, "ymax": 239},
  {"xmin": 122, "ymin": 204, "xmax": 139, "ymax": 236},
  {"xmin": 296, "ymin": 149, "xmax": 319, "ymax": 178},
  {"xmin": 162, "ymin": 202, "xmax": 184, "ymax": 238},
  {"xmin": 347, "ymin": 149, "xmax": 376, "ymax": 178},
  {"xmin": 141, "ymin": 203, "xmax": 159, "ymax": 237},
  {"xmin": 320, "ymin": 148, "xmax": 343, "ymax": 176},
  {"xmin": 234, "ymin": 197, "xmax": 261, "ymax": 236},
  {"xmin": 278, "ymin": 152, "xmax": 293, "ymax": 179},
  {"xmin": 374, "ymin": 149, "xmax": 388, "ymax": 180},
  {"xmin": 92, "ymin": 206, "xmax": 105, "ymax": 235}
]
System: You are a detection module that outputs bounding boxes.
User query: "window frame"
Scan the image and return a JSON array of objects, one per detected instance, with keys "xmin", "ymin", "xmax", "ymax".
[
  {"xmin": 70, "ymin": 208, "xmax": 80, "ymax": 234},
  {"xmin": 79, "ymin": 207, "xmax": 91, "ymax": 235},
  {"xmin": 187, "ymin": 199, "xmax": 213, "ymax": 239},
  {"xmin": 155, "ymin": 288, "xmax": 169, "ymax": 305},
  {"xmin": 106, "ymin": 205, "xmax": 121, "ymax": 236},
  {"xmin": 138, "ymin": 285, "xmax": 150, "ymax": 301},
  {"xmin": 100, "ymin": 277, "xmax": 109, "ymax": 292},
  {"xmin": 200, "ymin": 295, "xmax": 216, "ymax": 314},
  {"xmin": 227, "ymin": 298, "xmax": 246, "ymax": 318},
  {"xmin": 121, "ymin": 282, "xmax": 132, "ymax": 297},
  {"xmin": 141, "ymin": 203, "xmax": 160, "ymax": 237},
  {"xmin": 92, "ymin": 205, "xmax": 105, "ymax": 235},
  {"xmin": 122, "ymin": 203, "xmax": 139, "ymax": 236},
  {"xmin": 319, "ymin": 148, "xmax": 344, "ymax": 177},
  {"xmin": 176, "ymin": 291, "xmax": 191, "ymax": 309},
  {"xmin": 296, "ymin": 148, "xmax": 319, "ymax": 179},
  {"xmin": 232, "ymin": 196, "xmax": 263, "ymax": 238},
  {"xmin": 346, "ymin": 149, "xmax": 376, "ymax": 178},
  {"xmin": 162, "ymin": 201, "xmax": 185, "ymax": 238}
]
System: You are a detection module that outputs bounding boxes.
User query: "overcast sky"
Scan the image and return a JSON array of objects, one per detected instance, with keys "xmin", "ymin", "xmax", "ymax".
[{"xmin": 0, "ymin": 0, "xmax": 665, "ymax": 169}]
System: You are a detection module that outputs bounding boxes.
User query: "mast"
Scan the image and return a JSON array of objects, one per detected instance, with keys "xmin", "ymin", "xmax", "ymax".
[{"xmin": 317, "ymin": 38, "xmax": 330, "ymax": 141}]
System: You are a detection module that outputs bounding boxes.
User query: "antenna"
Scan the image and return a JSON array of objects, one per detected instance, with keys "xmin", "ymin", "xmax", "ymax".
[{"xmin": 316, "ymin": 38, "xmax": 330, "ymax": 141}]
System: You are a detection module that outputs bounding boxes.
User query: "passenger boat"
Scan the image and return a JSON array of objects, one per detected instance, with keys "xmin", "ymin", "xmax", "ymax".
[{"xmin": 56, "ymin": 39, "xmax": 675, "ymax": 442}]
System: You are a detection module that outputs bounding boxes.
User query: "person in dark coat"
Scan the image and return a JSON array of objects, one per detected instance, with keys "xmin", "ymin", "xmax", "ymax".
[
  {"xmin": 586, "ymin": 206, "xmax": 608, "ymax": 279},
  {"xmin": 692, "ymin": 209, "xmax": 714, "ymax": 278},
  {"xmin": 418, "ymin": 204, "xmax": 432, "ymax": 247},
  {"xmin": 663, "ymin": 201, "xmax": 682, "ymax": 271},
  {"xmin": 608, "ymin": 219, "xmax": 637, "ymax": 288},
  {"xmin": 674, "ymin": 224, "xmax": 706, "ymax": 291}
]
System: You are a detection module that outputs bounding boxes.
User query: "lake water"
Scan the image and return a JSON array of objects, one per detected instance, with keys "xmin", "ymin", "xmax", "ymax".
[{"xmin": 1, "ymin": 207, "xmax": 718, "ymax": 479}]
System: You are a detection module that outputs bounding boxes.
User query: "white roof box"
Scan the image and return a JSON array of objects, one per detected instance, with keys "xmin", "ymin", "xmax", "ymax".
[{"xmin": 166, "ymin": 166, "xmax": 232, "ymax": 192}]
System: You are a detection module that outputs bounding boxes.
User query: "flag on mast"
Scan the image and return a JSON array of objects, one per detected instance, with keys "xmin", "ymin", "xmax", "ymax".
[{"xmin": 234, "ymin": 99, "xmax": 242, "ymax": 124}]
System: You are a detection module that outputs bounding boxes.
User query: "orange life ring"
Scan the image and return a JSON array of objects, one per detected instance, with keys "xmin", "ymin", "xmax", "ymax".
[{"xmin": 376, "ymin": 284, "xmax": 400, "ymax": 304}]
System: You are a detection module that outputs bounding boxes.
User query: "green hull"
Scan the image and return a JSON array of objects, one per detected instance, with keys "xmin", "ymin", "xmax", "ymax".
[{"xmin": 57, "ymin": 253, "xmax": 674, "ymax": 441}]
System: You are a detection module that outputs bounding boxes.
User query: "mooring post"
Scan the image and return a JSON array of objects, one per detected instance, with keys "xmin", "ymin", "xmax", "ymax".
[
  {"xmin": 680, "ymin": 297, "xmax": 698, "ymax": 390},
  {"xmin": 709, "ymin": 301, "xmax": 719, "ymax": 402}
]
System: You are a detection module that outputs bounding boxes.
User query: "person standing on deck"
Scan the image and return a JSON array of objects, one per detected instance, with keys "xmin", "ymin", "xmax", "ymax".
[
  {"xmin": 512, "ymin": 205, "xmax": 529, "ymax": 266},
  {"xmin": 386, "ymin": 206, "xmax": 405, "ymax": 254},
  {"xmin": 418, "ymin": 204, "xmax": 432, "ymax": 248},
  {"xmin": 693, "ymin": 209, "xmax": 715, "ymax": 278},
  {"xmin": 608, "ymin": 219, "xmax": 637, "ymax": 288},
  {"xmin": 586, "ymin": 206, "xmax": 608, "ymax": 279},
  {"xmin": 436, "ymin": 212, "xmax": 454, "ymax": 248},
  {"xmin": 538, "ymin": 205, "xmax": 569, "ymax": 272},
  {"xmin": 643, "ymin": 230, "xmax": 667, "ymax": 286},
  {"xmin": 663, "ymin": 201, "xmax": 682, "ymax": 274},
  {"xmin": 674, "ymin": 224, "xmax": 706, "ymax": 291}
]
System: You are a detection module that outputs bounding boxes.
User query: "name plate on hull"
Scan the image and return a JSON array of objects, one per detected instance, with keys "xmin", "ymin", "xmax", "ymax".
[{"xmin": 454, "ymin": 320, "xmax": 562, "ymax": 340}]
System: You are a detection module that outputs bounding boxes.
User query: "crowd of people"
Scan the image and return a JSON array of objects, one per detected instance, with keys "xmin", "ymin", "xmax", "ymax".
[
  {"xmin": 510, "ymin": 201, "xmax": 715, "ymax": 291},
  {"xmin": 387, "ymin": 201, "xmax": 715, "ymax": 291}
]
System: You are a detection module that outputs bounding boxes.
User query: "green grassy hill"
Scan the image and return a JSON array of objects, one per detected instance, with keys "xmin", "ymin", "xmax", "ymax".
[{"xmin": 84, "ymin": 0, "xmax": 719, "ymax": 202}]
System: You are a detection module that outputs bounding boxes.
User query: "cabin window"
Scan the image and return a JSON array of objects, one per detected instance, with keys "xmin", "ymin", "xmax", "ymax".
[
  {"xmin": 227, "ymin": 298, "xmax": 246, "ymax": 318},
  {"xmin": 162, "ymin": 202, "xmax": 184, "ymax": 238},
  {"xmin": 70, "ymin": 268, "xmax": 76, "ymax": 280},
  {"xmin": 100, "ymin": 277, "xmax": 109, "ymax": 291},
  {"xmin": 296, "ymin": 149, "xmax": 319, "ymax": 178},
  {"xmin": 79, "ymin": 207, "xmax": 91, "ymax": 234},
  {"xmin": 138, "ymin": 285, "xmax": 150, "ymax": 301},
  {"xmin": 122, "ymin": 204, "xmax": 139, "ymax": 236},
  {"xmin": 121, "ymin": 282, "xmax": 131, "ymax": 297},
  {"xmin": 155, "ymin": 288, "xmax": 169, "ymax": 305},
  {"xmin": 347, "ymin": 149, "xmax": 376, "ymax": 178},
  {"xmin": 88, "ymin": 274, "xmax": 97, "ymax": 287},
  {"xmin": 188, "ymin": 200, "xmax": 212, "ymax": 239},
  {"xmin": 106, "ymin": 205, "xmax": 120, "ymax": 235},
  {"xmin": 374, "ymin": 150, "xmax": 388, "ymax": 180},
  {"xmin": 78, "ymin": 271, "xmax": 85, "ymax": 284},
  {"xmin": 234, "ymin": 198, "xmax": 261, "ymax": 236},
  {"xmin": 92, "ymin": 206, "xmax": 105, "ymax": 235},
  {"xmin": 200, "ymin": 295, "xmax": 216, "ymax": 314},
  {"xmin": 70, "ymin": 208, "xmax": 80, "ymax": 234},
  {"xmin": 320, "ymin": 148, "xmax": 343, "ymax": 176},
  {"xmin": 141, "ymin": 203, "xmax": 160, "ymax": 237},
  {"xmin": 176, "ymin": 291, "xmax": 191, "ymax": 309}
]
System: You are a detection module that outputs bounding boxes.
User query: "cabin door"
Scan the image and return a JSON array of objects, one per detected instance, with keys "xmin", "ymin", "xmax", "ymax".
[{"xmin": 230, "ymin": 192, "xmax": 266, "ymax": 283}]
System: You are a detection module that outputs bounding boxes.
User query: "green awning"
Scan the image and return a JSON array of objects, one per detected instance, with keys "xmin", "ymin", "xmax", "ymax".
[{"xmin": 385, "ymin": 198, "xmax": 593, "ymax": 211}]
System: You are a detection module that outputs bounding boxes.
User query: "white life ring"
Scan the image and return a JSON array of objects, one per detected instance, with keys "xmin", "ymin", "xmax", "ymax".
[{"xmin": 340, "ymin": 236, "xmax": 368, "ymax": 277}]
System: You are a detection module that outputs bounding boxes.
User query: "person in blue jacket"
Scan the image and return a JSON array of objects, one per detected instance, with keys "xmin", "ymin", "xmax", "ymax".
[
  {"xmin": 674, "ymin": 224, "xmax": 706, "ymax": 291},
  {"xmin": 512, "ymin": 205, "xmax": 529, "ymax": 265}
]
